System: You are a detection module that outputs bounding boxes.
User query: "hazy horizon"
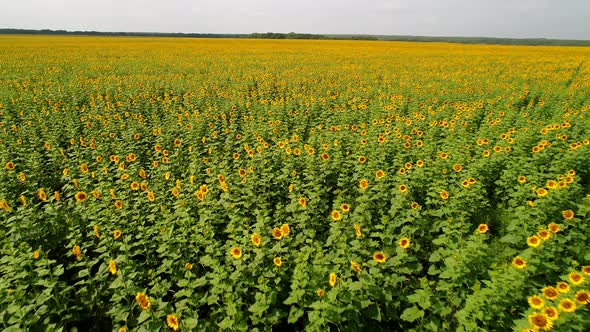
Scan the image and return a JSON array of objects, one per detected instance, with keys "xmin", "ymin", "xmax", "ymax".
[{"xmin": 1, "ymin": 0, "xmax": 589, "ymax": 40}]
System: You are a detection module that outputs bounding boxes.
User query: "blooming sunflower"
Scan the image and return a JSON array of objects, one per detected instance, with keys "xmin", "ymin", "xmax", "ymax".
[
  {"xmin": 359, "ymin": 179, "xmax": 369, "ymax": 190},
  {"xmin": 399, "ymin": 237, "xmax": 410, "ymax": 249},
  {"xmin": 331, "ymin": 210, "xmax": 342, "ymax": 221},
  {"xmin": 440, "ymin": 190, "xmax": 449, "ymax": 200},
  {"xmin": 316, "ymin": 289, "xmax": 326, "ymax": 297},
  {"xmin": 375, "ymin": 170, "xmax": 385, "ymax": 180},
  {"xmin": 548, "ymin": 223, "xmax": 560, "ymax": 233},
  {"xmin": 272, "ymin": 227, "xmax": 283, "ymax": 240},
  {"xmin": 5, "ymin": 161, "xmax": 15, "ymax": 171},
  {"xmin": 280, "ymin": 224, "xmax": 290, "ymax": 237},
  {"xmin": 340, "ymin": 203, "xmax": 350, "ymax": 212},
  {"xmin": 528, "ymin": 295, "xmax": 545, "ymax": 309},
  {"xmin": 558, "ymin": 298, "xmax": 576, "ymax": 313},
  {"xmin": 399, "ymin": 184, "xmax": 408, "ymax": 193},
  {"xmin": 556, "ymin": 282, "xmax": 570, "ymax": 293},
  {"xmin": 582, "ymin": 266, "xmax": 590, "ymax": 276},
  {"xmin": 538, "ymin": 229, "xmax": 551, "ymax": 241},
  {"xmin": 74, "ymin": 191, "xmax": 88, "ymax": 202},
  {"xmin": 329, "ymin": 273, "xmax": 337, "ymax": 287},
  {"xmin": 230, "ymin": 247, "xmax": 242, "ymax": 259},
  {"xmin": 542, "ymin": 287, "xmax": 559, "ymax": 301},
  {"xmin": 528, "ymin": 313, "xmax": 552, "ymax": 331},
  {"xmin": 562, "ymin": 210, "xmax": 574, "ymax": 220},
  {"xmin": 351, "ymin": 260, "xmax": 362, "ymax": 273},
  {"xmin": 517, "ymin": 176, "xmax": 526, "ymax": 184},
  {"xmin": 113, "ymin": 230, "xmax": 122, "ymax": 239},
  {"xmin": 542, "ymin": 306, "xmax": 559, "ymax": 321},
  {"xmin": 298, "ymin": 197, "xmax": 307, "ymax": 207},
  {"xmin": 373, "ymin": 252, "xmax": 387, "ymax": 263},
  {"xmin": 527, "ymin": 235, "xmax": 541, "ymax": 248},
  {"xmin": 273, "ymin": 257, "xmax": 282, "ymax": 267},
  {"xmin": 251, "ymin": 233, "xmax": 262, "ymax": 247},
  {"xmin": 536, "ymin": 188, "xmax": 548, "ymax": 197},
  {"xmin": 135, "ymin": 292, "xmax": 151, "ymax": 310},
  {"xmin": 512, "ymin": 256, "xmax": 527, "ymax": 269},
  {"xmin": 354, "ymin": 224, "xmax": 362, "ymax": 238},
  {"xmin": 568, "ymin": 272, "xmax": 584, "ymax": 285},
  {"xmin": 574, "ymin": 290, "xmax": 590, "ymax": 305},
  {"xmin": 477, "ymin": 224, "xmax": 489, "ymax": 234}
]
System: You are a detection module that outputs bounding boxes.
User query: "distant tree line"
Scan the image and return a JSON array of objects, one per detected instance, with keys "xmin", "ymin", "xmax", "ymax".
[{"xmin": 1, "ymin": 28, "xmax": 589, "ymax": 46}]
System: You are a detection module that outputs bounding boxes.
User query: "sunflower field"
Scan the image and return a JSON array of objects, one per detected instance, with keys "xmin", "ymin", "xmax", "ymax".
[{"xmin": 0, "ymin": 35, "xmax": 589, "ymax": 331}]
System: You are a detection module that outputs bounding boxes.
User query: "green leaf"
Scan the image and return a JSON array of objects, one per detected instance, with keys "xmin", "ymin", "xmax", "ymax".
[
  {"xmin": 400, "ymin": 306, "xmax": 424, "ymax": 322},
  {"xmin": 288, "ymin": 306, "xmax": 304, "ymax": 323}
]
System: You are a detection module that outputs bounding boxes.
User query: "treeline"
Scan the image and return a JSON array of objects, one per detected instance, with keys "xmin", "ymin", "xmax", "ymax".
[{"xmin": 1, "ymin": 28, "xmax": 590, "ymax": 46}]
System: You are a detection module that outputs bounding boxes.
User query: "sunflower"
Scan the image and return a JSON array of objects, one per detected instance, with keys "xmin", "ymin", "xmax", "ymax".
[
  {"xmin": 108, "ymin": 260, "xmax": 117, "ymax": 275},
  {"xmin": 351, "ymin": 260, "xmax": 362, "ymax": 273},
  {"xmin": 568, "ymin": 272, "xmax": 584, "ymax": 285},
  {"xmin": 74, "ymin": 191, "xmax": 88, "ymax": 202},
  {"xmin": 114, "ymin": 200, "xmax": 123, "ymax": 209},
  {"xmin": 33, "ymin": 250, "xmax": 40, "ymax": 260},
  {"xmin": 272, "ymin": 227, "xmax": 283, "ymax": 240},
  {"xmin": 251, "ymin": 233, "xmax": 262, "ymax": 247},
  {"xmin": 453, "ymin": 164, "xmax": 462, "ymax": 172},
  {"xmin": 399, "ymin": 237, "xmax": 410, "ymax": 249},
  {"xmin": 461, "ymin": 180, "xmax": 469, "ymax": 188},
  {"xmin": 230, "ymin": 247, "xmax": 242, "ymax": 259},
  {"xmin": 72, "ymin": 245, "xmax": 81, "ymax": 261},
  {"xmin": 2, "ymin": 200, "xmax": 12, "ymax": 211},
  {"xmin": 359, "ymin": 179, "xmax": 369, "ymax": 190},
  {"xmin": 316, "ymin": 289, "xmax": 326, "ymax": 297},
  {"xmin": 329, "ymin": 273, "xmax": 337, "ymax": 287},
  {"xmin": 527, "ymin": 235, "xmax": 541, "ymax": 248},
  {"xmin": 574, "ymin": 290, "xmax": 590, "ymax": 305},
  {"xmin": 558, "ymin": 298, "xmax": 576, "ymax": 312},
  {"xmin": 440, "ymin": 190, "xmax": 449, "ymax": 200},
  {"xmin": 5, "ymin": 161, "xmax": 16, "ymax": 171},
  {"xmin": 542, "ymin": 306, "xmax": 559, "ymax": 321},
  {"xmin": 517, "ymin": 176, "xmax": 527, "ymax": 184},
  {"xmin": 113, "ymin": 230, "xmax": 122, "ymax": 240},
  {"xmin": 542, "ymin": 287, "xmax": 559, "ymax": 301},
  {"xmin": 298, "ymin": 197, "xmax": 307, "ymax": 207},
  {"xmin": 147, "ymin": 191, "xmax": 155, "ymax": 202},
  {"xmin": 185, "ymin": 262, "xmax": 193, "ymax": 270},
  {"xmin": 512, "ymin": 256, "xmax": 527, "ymax": 269},
  {"xmin": 528, "ymin": 295, "xmax": 545, "ymax": 309},
  {"xmin": 562, "ymin": 210, "xmax": 574, "ymax": 220},
  {"xmin": 135, "ymin": 292, "xmax": 151, "ymax": 310},
  {"xmin": 280, "ymin": 224, "xmax": 290, "ymax": 237},
  {"xmin": 373, "ymin": 252, "xmax": 387, "ymax": 263},
  {"xmin": 354, "ymin": 224, "xmax": 362, "ymax": 238},
  {"xmin": 548, "ymin": 223, "xmax": 560, "ymax": 233},
  {"xmin": 331, "ymin": 210, "xmax": 342, "ymax": 221},
  {"xmin": 582, "ymin": 266, "xmax": 590, "ymax": 276},
  {"xmin": 93, "ymin": 225, "xmax": 100, "ymax": 239},
  {"xmin": 273, "ymin": 257, "xmax": 282, "ymax": 267},
  {"xmin": 528, "ymin": 313, "xmax": 552, "ymax": 331},
  {"xmin": 340, "ymin": 203, "xmax": 350, "ymax": 212},
  {"xmin": 399, "ymin": 184, "xmax": 408, "ymax": 193},
  {"xmin": 536, "ymin": 188, "xmax": 548, "ymax": 197},
  {"xmin": 556, "ymin": 282, "xmax": 570, "ymax": 293},
  {"xmin": 477, "ymin": 224, "xmax": 488, "ymax": 234},
  {"xmin": 410, "ymin": 201, "xmax": 419, "ymax": 209},
  {"xmin": 538, "ymin": 229, "xmax": 551, "ymax": 240},
  {"xmin": 416, "ymin": 160, "xmax": 424, "ymax": 167},
  {"xmin": 130, "ymin": 182, "xmax": 140, "ymax": 191},
  {"xmin": 375, "ymin": 170, "xmax": 385, "ymax": 179},
  {"xmin": 321, "ymin": 153, "xmax": 329, "ymax": 161}
]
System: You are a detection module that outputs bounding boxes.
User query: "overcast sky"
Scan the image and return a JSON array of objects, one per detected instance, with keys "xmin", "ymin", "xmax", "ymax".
[{"xmin": 1, "ymin": 0, "xmax": 589, "ymax": 39}]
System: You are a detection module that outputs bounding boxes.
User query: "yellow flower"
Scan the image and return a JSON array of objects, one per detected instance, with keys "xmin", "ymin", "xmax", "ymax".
[
  {"xmin": 93, "ymin": 225, "xmax": 100, "ymax": 239},
  {"xmin": 135, "ymin": 292, "xmax": 151, "ymax": 310},
  {"xmin": 373, "ymin": 252, "xmax": 387, "ymax": 263},
  {"xmin": 74, "ymin": 191, "xmax": 88, "ymax": 202},
  {"xmin": 329, "ymin": 273, "xmax": 337, "ymax": 287},
  {"xmin": 528, "ymin": 313, "xmax": 553, "ymax": 331},
  {"xmin": 527, "ymin": 235, "xmax": 541, "ymax": 248},
  {"xmin": 375, "ymin": 169, "xmax": 385, "ymax": 179},
  {"xmin": 167, "ymin": 314, "xmax": 179, "ymax": 331},
  {"xmin": 440, "ymin": 190, "xmax": 449, "ymax": 200},
  {"xmin": 230, "ymin": 246, "xmax": 242, "ymax": 259},
  {"xmin": 33, "ymin": 250, "xmax": 40, "ymax": 260},
  {"xmin": 354, "ymin": 224, "xmax": 362, "ymax": 238},
  {"xmin": 185, "ymin": 262, "xmax": 193, "ymax": 270},
  {"xmin": 562, "ymin": 210, "xmax": 574, "ymax": 220},
  {"xmin": 273, "ymin": 257, "xmax": 282, "ymax": 267},
  {"xmin": 574, "ymin": 290, "xmax": 590, "ymax": 305},
  {"xmin": 280, "ymin": 224, "xmax": 290, "ymax": 237},
  {"xmin": 542, "ymin": 306, "xmax": 559, "ymax": 321},
  {"xmin": 477, "ymin": 224, "xmax": 488, "ymax": 234},
  {"xmin": 556, "ymin": 282, "xmax": 570, "ymax": 293},
  {"xmin": 272, "ymin": 227, "xmax": 283, "ymax": 240},
  {"xmin": 331, "ymin": 210, "xmax": 342, "ymax": 221},
  {"xmin": 72, "ymin": 245, "xmax": 81, "ymax": 261},
  {"xmin": 558, "ymin": 298, "xmax": 576, "ymax": 313},
  {"xmin": 528, "ymin": 295, "xmax": 545, "ymax": 309},
  {"xmin": 399, "ymin": 237, "xmax": 410, "ymax": 249},
  {"xmin": 512, "ymin": 256, "xmax": 527, "ymax": 269},
  {"xmin": 108, "ymin": 260, "xmax": 117, "ymax": 275},
  {"xmin": 316, "ymin": 289, "xmax": 325, "ymax": 297},
  {"xmin": 251, "ymin": 233, "xmax": 262, "ymax": 247},
  {"xmin": 351, "ymin": 260, "xmax": 362, "ymax": 273},
  {"xmin": 113, "ymin": 230, "xmax": 122, "ymax": 240},
  {"xmin": 359, "ymin": 179, "xmax": 369, "ymax": 190},
  {"xmin": 542, "ymin": 287, "xmax": 559, "ymax": 301},
  {"xmin": 569, "ymin": 272, "xmax": 584, "ymax": 285}
]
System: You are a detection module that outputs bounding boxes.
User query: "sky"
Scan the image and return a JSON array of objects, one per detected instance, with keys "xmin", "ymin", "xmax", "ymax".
[{"xmin": 1, "ymin": 0, "xmax": 589, "ymax": 40}]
